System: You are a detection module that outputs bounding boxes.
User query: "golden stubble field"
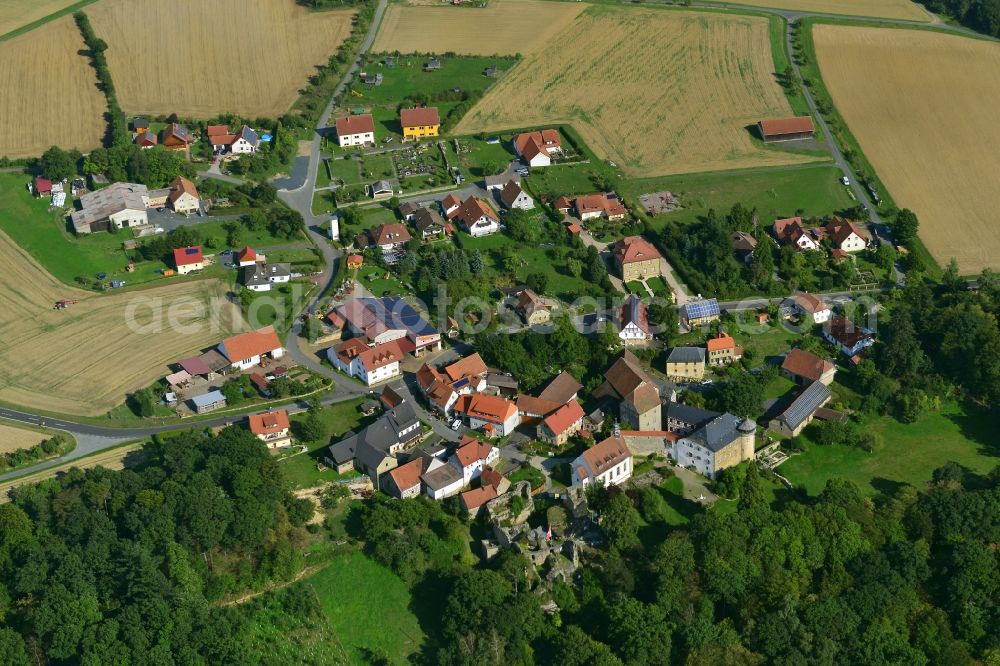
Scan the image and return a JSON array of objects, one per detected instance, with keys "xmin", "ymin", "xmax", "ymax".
[
  {"xmin": 372, "ymin": 0, "xmax": 587, "ymax": 56},
  {"xmin": 0, "ymin": 233, "xmax": 245, "ymax": 415},
  {"xmin": 0, "ymin": 423, "xmax": 49, "ymax": 453},
  {"xmin": 0, "ymin": 0, "xmax": 82, "ymax": 36},
  {"xmin": 455, "ymin": 7, "xmax": 820, "ymax": 177},
  {"xmin": 703, "ymin": 0, "xmax": 929, "ymax": 21},
  {"xmin": 0, "ymin": 16, "xmax": 106, "ymax": 159},
  {"xmin": 814, "ymin": 25, "xmax": 1000, "ymax": 272},
  {"xmin": 87, "ymin": 0, "xmax": 355, "ymax": 117}
]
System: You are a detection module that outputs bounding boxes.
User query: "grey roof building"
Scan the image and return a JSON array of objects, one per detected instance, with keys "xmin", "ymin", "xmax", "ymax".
[
  {"xmin": 665, "ymin": 402, "xmax": 720, "ymax": 435},
  {"xmin": 666, "ymin": 347, "xmax": 706, "ymax": 364},
  {"xmin": 693, "ymin": 413, "xmax": 755, "ymax": 453},
  {"xmin": 325, "ymin": 400, "xmax": 421, "ymax": 469},
  {"xmin": 242, "ymin": 262, "xmax": 291, "ymax": 290},
  {"xmin": 769, "ymin": 381, "xmax": 832, "ymax": 437}
]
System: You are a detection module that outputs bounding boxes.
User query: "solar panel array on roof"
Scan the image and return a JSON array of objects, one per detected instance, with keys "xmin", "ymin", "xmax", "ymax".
[
  {"xmin": 780, "ymin": 381, "xmax": 831, "ymax": 430},
  {"xmin": 186, "ymin": 247, "xmax": 199, "ymax": 255},
  {"xmin": 685, "ymin": 299, "xmax": 720, "ymax": 319}
]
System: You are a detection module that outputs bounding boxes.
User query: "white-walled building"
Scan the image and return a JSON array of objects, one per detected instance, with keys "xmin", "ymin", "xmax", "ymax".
[
  {"xmin": 329, "ymin": 339, "xmax": 402, "ymax": 386},
  {"xmin": 450, "ymin": 436, "xmax": 500, "ymax": 485},
  {"xmin": 218, "ymin": 327, "xmax": 285, "ymax": 371},
  {"xmin": 335, "ymin": 114, "xmax": 376, "ymax": 147},
  {"xmin": 571, "ymin": 435, "xmax": 632, "ymax": 488}
]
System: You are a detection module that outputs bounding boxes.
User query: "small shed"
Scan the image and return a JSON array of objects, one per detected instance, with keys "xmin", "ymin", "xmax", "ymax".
[{"xmin": 191, "ymin": 390, "xmax": 227, "ymax": 414}]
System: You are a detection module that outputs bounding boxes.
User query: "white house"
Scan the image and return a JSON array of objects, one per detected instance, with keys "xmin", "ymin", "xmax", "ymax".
[
  {"xmin": 453, "ymin": 393, "xmax": 520, "ymax": 437},
  {"xmin": 335, "ymin": 114, "xmax": 375, "ymax": 147},
  {"xmin": 451, "ymin": 196, "xmax": 500, "ymax": 237},
  {"xmin": 571, "ymin": 435, "xmax": 632, "ymax": 488},
  {"xmin": 774, "ymin": 217, "xmax": 820, "ymax": 251},
  {"xmin": 248, "ymin": 410, "xmax": 292, "ymax": 449},
  {"xmin": 167, "ymin": 176, "xmax": 200, "ymax": 214},
  {"xmin": 619, "ymin": 294, "xmax": 652, "ymax": 344},
  {"xmin": 450, "ymin": 437, "xmax": 500, "ymax": 485},
  {"xmin": 243, "ymin": 262, "xmax": 291, "ymax": 292},
  {"xmin": 329, "ymin": 339, "xmax": 402, "ymax": 386},
  {"xmin": 229, "ymin": 126, "xmax": 260, "ymax": 154},
  {"xmin": 513, "ymin": 130, "xmax": 562, "ymax": 168},
  {"xmin": 792, "ymin": 292, "xmax": 832, "ymax": 324},
  {"xmin": 499, "ymin": 180, "xmax": 534, "ymax": 210},
  {"xmin": 422, "ymin": 462, "xmax": 465, "ymax": 500},
  {"xmin": 218, "ymin": 327, "xmax": 284, "ymax": 371},
  {"xmin": 670, "ymin": 413, "xmax": 756, "ymax": 480},
  {"xmin": 824, "ymin": 218, "xmax": 869, "ymax": 253},
  {"xmin": 441, "ymin": 194, "xmax": 462, "ymax": 217}
]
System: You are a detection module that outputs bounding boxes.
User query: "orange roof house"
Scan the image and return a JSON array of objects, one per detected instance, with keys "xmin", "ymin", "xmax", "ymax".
[
  {"xmin": 782, "ymin": 348, "xmax": 837, "ymax": 386},
  {"xmin": 347, "ymin": 254, "xmax": 364, "ymax": 269},
  {"xmin": 387, "ymin": 458, "xmax": 424, "ymax": 498},
  {"xmin": 706, "ymin": 332, "xmax": 742, "ymax": 366},
  {"xmin": 541, "ymin": 400, "xmax": 585, "ymax": 442},
  {"xmin": 575, "ymin": 193, "xmax": 627, "ymax": 220},
  {"xmin": 758, "ymin": 116, "xmax": 815, "ymax": 141},
  {"xmin": 248, "ymin": 409, "xmax": 292, "ymax": 448},
  {"xmin": 219, "ymin": 326, "xmax": 283, "ymax": 368}
]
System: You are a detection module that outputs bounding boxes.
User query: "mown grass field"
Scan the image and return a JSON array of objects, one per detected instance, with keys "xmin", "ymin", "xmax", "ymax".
[
  {"xmin": 281, "ymin": 399, "xmax": 368, "ymax": 490},
  {"xmin": 781, "ymin": 401, "xmax": 999, "ymax": 495},
  {"xmin": 371, "ymin": 0, "xmax": 586, "ymax": 56},
  {"xmin": 0, "ymin": 16, "xmax": 105, "ymax": 158},
  {"xmin": 88, "ymin": 0, "xmax": 354, "ymax": 117},
  {"xmin": 813, "ymin": 25, "xmax": 1000, "ymax": 273},
  {"xmin": 703, "ymin": 0, "xmax": 930, "ymax": 21},
  {"xmin": 456, "ymin": 6, "xmax": 821, "ymax": 177},
  {"xmin": 307, "ymin": 552, "xmax": 426, "ymax": 665},
  {"xmin": 625, "ymin": 164, "xmax": 855, "ymax": 230}
]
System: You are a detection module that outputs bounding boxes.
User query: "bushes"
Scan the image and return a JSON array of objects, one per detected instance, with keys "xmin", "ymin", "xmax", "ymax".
[
  {"xmin": 0, "ymin": 434, "xmax": 72, "ymax": 473},
  {"xmin": 74, "ymin": 12, "xmax": 129, "ymax": 148}
]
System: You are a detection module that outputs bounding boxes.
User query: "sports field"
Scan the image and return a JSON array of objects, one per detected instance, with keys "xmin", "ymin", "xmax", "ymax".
[
  {"xmin": 814, "ymin": 25, "xmax": 1000, "ymax": 272},
  {"xmin": 703, "ymin": 0, "xmax": 930, "ymax": 21},
  {"xmin": 0, "ymin": 233, "xmax": 244, "ymax": 415},
  {"xmin": 0, "ymin": 0, "xmax": 85, "ymax": 38},
  {"xmin": 0, "ymin": 16, "xmax": 105, "ymax": 159},
  {"xmin": 456, "ymin": 7, "xmax": 821, "ymax": 176},
  {"xmin": 87, "ymin": 0, "xmax": 354, "ymax": 117},
  {"xmin": 371, "ymin": 0, "xmax": 586, "ymax": 56}
]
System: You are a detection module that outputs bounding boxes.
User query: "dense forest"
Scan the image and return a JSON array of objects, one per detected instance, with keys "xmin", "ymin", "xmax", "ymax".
[
  {"xmin": 919, "ymin": 0, "xmax": 1000, "ymax": 37},
  {"xmin": 0, "ymin": 428, "xmax": 324, "ymax": 664}
]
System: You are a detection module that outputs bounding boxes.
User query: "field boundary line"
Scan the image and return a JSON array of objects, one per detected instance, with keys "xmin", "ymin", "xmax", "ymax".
[{"xmin": 0, "ymin": 0, "xmax": 97, "ymax": 42}]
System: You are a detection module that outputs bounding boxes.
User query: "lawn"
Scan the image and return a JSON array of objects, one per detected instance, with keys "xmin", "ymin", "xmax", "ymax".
[
  {"xmin": 280, "ymin": 399, "xmax": 369, "ymax": 489},
  {"xmin": 313, "ymin": 190, "xmax": 336, "ymax": 216},
  {"xmin": 524, "ymin": 163, "xmax": 613, "ymax": 199},
  {"xmin": 781, "ymin": 400, "xmax": 1000, "ymax": 496},
  {"xmin": 326, "ymin": 156, "xmax": 362, "ymax": 185},
  {"xmin": 359, "ymin": 153, "xmax": 396, "ymax": 182},
  {"xmin": 351, "ymin": 54, "xmax": 517, "ymax": 108},
  {"xmin": 460, "ymin": 230, "xmax": 595, "ymax": 302},
  {"xmin": 357, "ymin": 265, "xmax": 406, "ymax": 297},
  {"xmin": 624, "ymin": 164, "xmax": 855, "ymax": 231},
  {"xmin": 307, "ymin": 552, "xmax": 426, "ymax": 665},
  {"xmin": 451, "ymin": 136, "xmax": 518, "ymax": 178}
]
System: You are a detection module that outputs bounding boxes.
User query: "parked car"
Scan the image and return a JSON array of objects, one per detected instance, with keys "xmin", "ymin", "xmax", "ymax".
[
  {"xmin": 450, "ymin": 419, "xmax": 462, "ymax": 431},
  {"xmin": 841, "ymin": 176, "xmax": 850, "ymax": 185}
]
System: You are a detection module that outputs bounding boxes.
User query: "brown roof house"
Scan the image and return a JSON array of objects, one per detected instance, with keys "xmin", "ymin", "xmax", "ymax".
[
  {"xmin": 451, "ymin": 196, "xmax": 500, "ymax": 237},
  {"xmin": 706, "ymin": 332, "xmax": 742, "ymax": 367},
  {"xmin": 594, "ymin": 351, "xmax": 662, "ymax": 431},
  {"xmin": 730, "ymin": 231, "xmax": 757, "ymax": 264},
  {"xmin": 612, "ymin": 235, "xmax": 662, "ymax": 283},
  {"xmin": 774, "ymin": 217, "xmax": 820, "ymax": 251},
  {"xmin": 411, "ymin": 207, "xmax": 447, "ymax": 240},
  {"xmin": 362, "ymin": 223, "xmax": 411, "ymax": 264},
  {"xmin": 515, "ymin": 288, "xmax": 551, "ymax": 326},
  {"xmin": 335, "ymin": 113, "xmax": 375, "ymax": 147},
  {"xmin": 575, "ymin": 193, "xmax": 627, "ymax": 221},
  {"xmin": 758, "ymin": 116, "xmax": 815, "ymax": 142},
  {"xmin": 571, "ymin": 434, "xmax": 633, "ymax": 488},
  {"xmin": 781, "ymin": 348, "xmax": 836, "ymax": 386},
  {"xmin": 499, "ymin": 180, "xmax": 534, "ymax": 210},
  {"xmin": 161, "ymin": 123, "xmax": 190, "ymax": 150},
  {"xmin": 513, "ymin": 129, "xmax": 562, "ymax": 167},
  {"xmin": 823, "ymin": 217, "xmax": 869, "ymax": 253},
  {"xmin": 248, "ymin": 410, "xmax": 292, "ymax": 449}
]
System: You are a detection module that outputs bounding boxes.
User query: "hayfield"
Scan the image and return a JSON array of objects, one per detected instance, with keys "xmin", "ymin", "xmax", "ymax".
[
  {"xmin": 814, "ymin": 25, "xmax": 1000, "ymax": 272},
  {"xmin": 0, "ymin": 233, "xmax": 244, "ymax": 415},
  {"xmin": 371, "ymin": 0, "xmax": 586, "ymax": 56},
  {"xmin": 0, "ymin": 16, "xmax": 105, "ymax": 159},
  {"xmin": 0, "ymin": 0, "xmax": 84, "ymax": 37},
  {"xmin": 87, "ymin": 0, "xmax": 354, "ymax": 117},
  {"xmin": 0, "ymin": 423, "xmax": 48, "ymax": 453},
  {"xmin": 702, "ymin": 0, "xmax": 930, "ymax": 22},
  {"xmin": 455, "ymin": 7, "xmax": 821, "ymax": 177}
]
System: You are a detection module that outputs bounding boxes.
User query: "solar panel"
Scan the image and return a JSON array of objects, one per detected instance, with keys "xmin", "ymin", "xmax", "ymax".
[
  {"xmin": 685, "ymin": 298, "xmax": 719, "ymax": 319},
  {"xmin": 782, "ymin": 382, "xmax": 831, "ymax": 429}
]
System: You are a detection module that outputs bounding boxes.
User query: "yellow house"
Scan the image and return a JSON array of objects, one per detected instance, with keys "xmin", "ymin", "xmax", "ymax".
[{"xmin": 401, "ymin": 107, "xmax": 440, "ymax": 139}]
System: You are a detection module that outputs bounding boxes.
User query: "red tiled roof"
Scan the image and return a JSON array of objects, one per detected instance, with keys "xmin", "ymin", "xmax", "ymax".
[
  {"xmin": 455, "ymin": 394, "xmax": 517, "ymax": 424},
  {"xmin": 793, "ymin": 292, "xmax": 829, "ymax": 314},
  {"xmin": 248, "ymin": 409, "xmax": 289, "ymax": 435},
  {"xmin": 388, "ymin": 458, "xmax": 423, "ymax": 492},
  {"xmin": 400, "ymin": 107, "xmax": 440, "ymax": 128},
  {"xmin": 516, "ymin": 394, "xmax": 563, "ymax": 418},
  {"xmin": 543, "ymin": 400, "xmax": 584, "ymax": 437},
  {"xmin": 336, "ymin": 113, "xmax": 375, "ymax": 136},
  {"xmin": 453, "ymin": 196, "xmax": 498, "ymax": 227},
  {"xmin": 220, "ymin": 326, "xmax": 282, "ymax": 364},
  {"xmin": 369, "ymin": 223, "xmax": 411, "ymax": 247},
  {"xmin": 34, "ymin": 177, "xmax": 52, "ymax": 193},
  {"xmin": 444, "ymin": 353, "xmax": 487, "ymax": 382},
  {"xmin": 613, "ymin": 235, "xmax": 661, "ymax": 264},
  {"xmin": 454, "ymin": 438, "xmax": 495, "ymax": 468},
  {"xmin": 782, "ymin": 348, "xmax": 835, "ymax": 383},
  {"xmin": 167, "ymin": 176, "xmax": 198, "ymax": 204},
  {"xmin": 173, "ymin": 245, "xmax": 204, "ymax": 267},
  {"xmin": 357, "ymin": 341, "xmax": 403, "ymax": 371},
  {"xmin": 334, "ymin": 337, "xmax": 370, "ymax": 365},
  {"xmin": 825, "ymin": 217, "xmax": 869, "ymax": 245},
  {"xmin": 773, "ymin": 217, "xmax": 804, "ymax": 240},
  {"xmin": 460, "ymin": 485, "xmax": 498, "ymax": 512},
  {"xmin": 514, "ymin": 130, "xmax": 561, "ymax": 155},
  {"xmin": 565, "ymin": 222, "xmax": 581, "ymax": 234},
  {"xmin": 239, "ymin": 245, "xmax": 257, "ymax": 262},
  {"xmin": 759, "ymin": 116, "xmax": 814, "ymax": 137},
  {"xmin": 481, "ymin": 465, "xmax": 504, "ymax": 491},
  {"xmin": 706, "ymin": 332, "xmax": 736, "ymax": 352},
  {"xmin": 206, "ymin": 124, "xmax": 229, "ymax": 137}
]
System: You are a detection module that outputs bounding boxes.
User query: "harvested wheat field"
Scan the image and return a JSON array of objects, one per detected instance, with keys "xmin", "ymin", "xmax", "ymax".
[
  {"xmin": 0, "ymin": 423, "xmax": 49, "ymax": 453},
  {"xmin": 0, "ymin": 16, "xmax": 105, "ymax": 159},
  {"xmin": 0, "ymin": 233, "xmax": 244, "ymax": 415},
  {"xmin": 814, "ymin": 26, "xmax": 1000, "ymax": 272},
  {"xmin": 87, "ymin": 0, "xmax": 354, "ymax": 117},
  {"xmin": 703, "ymin": 0, "xmax": 929, "ymax": 22},
  {"xmin": 372, "ymin": 0, "xmax": 586, "ymax": 55},
  {"xmin": 0, "ymin": 0, "xmax": 83, "ymax": 37},
  {"xmin": 456, "ymin": 7, "xmax": 820, "ymax": 176}
]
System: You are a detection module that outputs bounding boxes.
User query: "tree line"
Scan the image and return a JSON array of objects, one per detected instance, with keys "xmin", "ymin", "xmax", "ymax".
[{"xmin": 919, "ymin": 0, "xmax": 1000, "ymax": 37}]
